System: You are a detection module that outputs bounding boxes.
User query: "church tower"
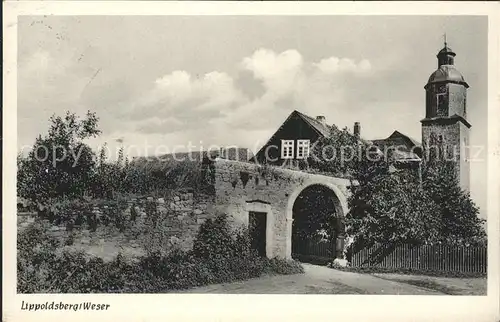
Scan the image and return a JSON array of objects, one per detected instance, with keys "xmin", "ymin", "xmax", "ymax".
[{"xmin": 421, "ymin": 39, "xmax": 471, "ymax": 191}]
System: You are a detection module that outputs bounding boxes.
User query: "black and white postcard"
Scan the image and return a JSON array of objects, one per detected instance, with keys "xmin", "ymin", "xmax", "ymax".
[{"xmin": 3, "ymin": 2, "xmax": 500, "ymax": 322}]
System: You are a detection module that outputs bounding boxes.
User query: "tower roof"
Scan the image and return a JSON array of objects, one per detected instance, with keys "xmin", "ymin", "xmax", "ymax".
[
  {"xmin": 426, "ymin": 40, "xmax": 468, "ymax": 88},
  {"xmin": 437, "ymin": 44, "xmax": 456, "ymax": 57},
  {"xmin": 427, "ymin": 65, "xmax": 468, "ymax": 87}
]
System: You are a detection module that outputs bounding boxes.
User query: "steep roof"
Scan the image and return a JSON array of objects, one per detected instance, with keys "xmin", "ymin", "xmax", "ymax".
[
  {"xmin": 254, "ymin": 109, "xmax": 422, "ymax": 163},
  {"xmin": 371, "ymin": 130, "xmax": 420, "ymax": 147},
  {"xmin": 370, "ymin": 130, "xmax": 422, "ymax": 162},
  {"xmin": 252, "ymin": 110, "xmax": 332, "ymax": 160},
  {"xmin": 294, "ymin": 110, "xmax": 332, "ymax": 137}
]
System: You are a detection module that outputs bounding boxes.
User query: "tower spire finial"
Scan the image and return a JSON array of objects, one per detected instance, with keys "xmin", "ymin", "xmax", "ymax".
[{"xmin": 443, "ymin": 33, "xmax": 447, "ymax": 46}]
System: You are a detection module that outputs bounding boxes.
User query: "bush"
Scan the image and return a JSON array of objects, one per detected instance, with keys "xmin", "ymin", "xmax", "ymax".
[
  {"xmin": 17, "ymin": 221, "xmax": 61, "ymax": 293},
  {"xmin": 267, "ymin": 258, "xmax": 305, "ymax": 275},
  {"xmin": 18, "ymin": 213, "xmax": 304, "ymax": 293},
  {"xmin": 193, "ymin": 214, "xmax": 242, "ymax": 259},
  {"xmin": 192, "ymin": 214, "xmax": 269, "ymax": 283}
]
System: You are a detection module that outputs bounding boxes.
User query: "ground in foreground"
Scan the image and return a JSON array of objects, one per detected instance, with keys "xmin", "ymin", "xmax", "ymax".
[{"xmin": 181, "ymin": 263, "xmax": 487, "ymax": 295}]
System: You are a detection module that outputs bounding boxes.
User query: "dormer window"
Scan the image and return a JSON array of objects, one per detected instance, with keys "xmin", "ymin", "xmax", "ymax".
[
  {"xmin": 281, "ymin": 140, "xmax": 294, "ymax": 159},
  {"xmin": 296, "ymin": 140, "xmax": 310, "ymax": 159}
]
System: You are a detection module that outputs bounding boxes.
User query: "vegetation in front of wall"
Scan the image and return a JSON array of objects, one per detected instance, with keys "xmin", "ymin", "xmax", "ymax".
[
  {"xmin": 34, "ymin": 196, "xmax": 132, "ymax": 232},
  {"xmin": 18, "ymin": 214, "xmax": 304, "ymax": 293},
  {"xmin": 17, "ymin": 111, "xmax": 215, "ymax": 214}
]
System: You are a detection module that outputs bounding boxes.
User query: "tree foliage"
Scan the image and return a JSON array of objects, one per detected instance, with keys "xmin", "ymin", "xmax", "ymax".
[
  {"xmin": 17, "ymin": 111, "xmax": 215, "ymax": 207},
  {"xmin": 310, "ymin": 127, "xmax": 486, "ymax": 249},
  {"xmin": 422, "ymin": 161, "xmax": 486, "ymax": 245},
  {"xmin": 347, "ymin": 170, "xmax": 442, "ymax": 250},
  {"xmin": 17, "ymin": 111, "xmax": 101, "ymax": 203}
]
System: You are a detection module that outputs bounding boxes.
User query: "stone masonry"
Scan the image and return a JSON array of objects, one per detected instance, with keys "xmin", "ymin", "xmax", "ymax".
[
  {"xmin": 212, "ymin": 158, "xmax": 351, "ymax": 260},
  {"xmin": 19, "ymin": 160, "xmax": 350, "ymax": 261}
]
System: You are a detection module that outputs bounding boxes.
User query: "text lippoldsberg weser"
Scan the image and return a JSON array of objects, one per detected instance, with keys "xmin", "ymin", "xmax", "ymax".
[{"xmin": 21, "ymin": 301, "xmax": 110, "ymax": 311}]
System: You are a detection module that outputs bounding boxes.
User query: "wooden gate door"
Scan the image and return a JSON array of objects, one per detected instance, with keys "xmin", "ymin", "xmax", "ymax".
[{"xmin": 249, "ymin": 211, "xmax": 267, "ymax": 257}]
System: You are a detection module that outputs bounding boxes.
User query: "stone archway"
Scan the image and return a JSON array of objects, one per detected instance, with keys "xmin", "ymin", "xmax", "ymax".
[{"xmin": 285, "ymin": 179, "xmax": 348, "ymax": 260}]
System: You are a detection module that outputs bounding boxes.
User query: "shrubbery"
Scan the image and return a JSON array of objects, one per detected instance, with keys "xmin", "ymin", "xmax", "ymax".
[
  {"xmin": 17, "ymin": 111, "xmax": 213, "ymax": 212},
  {"xmin": 34, "ymin": 197, "xmax": 131, "ymax": 233},
  {"xmin": 18, "ymin": 214, "xmax": 304, "ymax": 293}
]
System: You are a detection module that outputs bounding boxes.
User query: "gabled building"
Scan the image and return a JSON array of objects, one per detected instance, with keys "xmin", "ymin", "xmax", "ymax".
[
  {"xmin": 371, "ymin": 131, "xmax": 422, "ymax": 165},
  {"xmin": 252, "ymin": 109, "xmax": 422, "ymax": 170},
  {"xmin": 252, "ymin": 110, "xmax": 332, "ymax": 166},
  {"xmin": 250, "ymin": 41, "xmax": 471, "ymax": 190}
]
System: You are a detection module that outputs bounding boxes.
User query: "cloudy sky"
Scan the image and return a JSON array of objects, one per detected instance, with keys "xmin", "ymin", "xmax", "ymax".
[{"xmin": 17, "ymin": 15, "xmax": 488, "ymax": 217}]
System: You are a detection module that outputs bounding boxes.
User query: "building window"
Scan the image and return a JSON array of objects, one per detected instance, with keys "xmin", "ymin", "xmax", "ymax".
[
  {"xmin": 281, "ymin": 140, "xmax": 294, "ymax": 159},
  {"xmin": 464, "ymin": 95, "xmax": 467, "ymax": 116},
  {"xmin": 296, "ymin": 140, "xmax": 310, "ymax": 159},
  {"xmin": 436, "ymin": 93, "xmax": 447, "ymax": 116}
]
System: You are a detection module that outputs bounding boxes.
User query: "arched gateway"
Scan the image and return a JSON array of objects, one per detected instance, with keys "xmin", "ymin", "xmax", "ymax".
[
  {"xmin": 286, "ymin": 179, "xmax": 348, "ymax": 260},
  {"xmin": 213, "ymin": 159, "xmax": 351, "ymax": 260}
]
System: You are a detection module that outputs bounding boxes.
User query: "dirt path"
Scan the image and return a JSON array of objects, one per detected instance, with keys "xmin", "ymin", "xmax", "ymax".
[
  {"xmin": 181, "ymin": 264, "xmax": 446, "ymax": 294},
  {"xmin": 371, "ymin": 273, "xmax": 487, "ymax": 295}
]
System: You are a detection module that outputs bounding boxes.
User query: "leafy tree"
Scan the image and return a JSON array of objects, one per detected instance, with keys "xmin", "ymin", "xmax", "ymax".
[
  {"xmin": 423, "ymin": 161, "xmax": 486, "ymax": 245},
  {"xmin": 309, "ymin": 126, "xmax": 486, "ymax": 251},
  {"xmin": 308, "ymin": 125, "xmax": 391, "ymax": 182},
  {"xmin": 17, "ymin": 111, "xmax": 101, "ymax": 204},
  {"xmin": 91, "ymin": 144, "xmax": 128, "ymax": 198},
  {"xmin": 347, "ymin": 170, "xmax": 442, "ymax": 251}
]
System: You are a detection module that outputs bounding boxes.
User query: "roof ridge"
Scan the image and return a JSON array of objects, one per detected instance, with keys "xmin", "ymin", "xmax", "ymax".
[{"xmin": 294, "ymin": 110, "xmax": 332, "ymax": 137}]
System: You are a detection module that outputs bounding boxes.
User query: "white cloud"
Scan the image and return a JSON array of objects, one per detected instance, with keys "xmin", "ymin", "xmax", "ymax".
[
  {"xmin": 241, "ymin": 49, "xmax": 304, "ymax": 99},
  {"xmin": 242, "ymin": 49, "xmax": 303, "ymax": 81},
  {"xmin": 109, "ymin": 48, "xmax": 375, "ymax": 149},
  {"xmin": 218, "ymin": 49, "xmax": 374, "ymax": 133},
  {"xmin": 152, "ymin": 70, "xmax": 193, "ymax": 105},
  {"xmin": 314, "ymin": 56, "xmax": 372, "ymax": 74},
  {"xmin": 141, "ymin": 70, "xmax": 245, "ymax": 113}
]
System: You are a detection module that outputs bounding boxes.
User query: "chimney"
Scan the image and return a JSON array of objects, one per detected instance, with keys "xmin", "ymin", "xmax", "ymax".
[
  {"xmin": 354, "ymin": 122, "xmax": 360, "ymax": 137},
  {"xmin": 316, "ymin": 115, "xmax": 326, "ymax": 125}
]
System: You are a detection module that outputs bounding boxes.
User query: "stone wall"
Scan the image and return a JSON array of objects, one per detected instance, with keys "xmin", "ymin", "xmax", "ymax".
[
  {"xmin": 212, "ymin": 158, "xmax": 351, "ymax": 260},
  {"xmin": 127, "ymin": 189, "xmax": 216, "ymax": 253},
  {"xmin": 18, "ymin": 159, "xmax": 351, "ymax": 261},
  {"xmin": 18, "ymin": 189, "xmax": 216, "ymax": 261}
]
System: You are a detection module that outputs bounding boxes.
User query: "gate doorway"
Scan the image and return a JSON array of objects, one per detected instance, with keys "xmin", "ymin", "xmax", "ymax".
[
  {"xmin": 291, "ymin": 184, "xmax": 345, "ymax": 263},
  {"xmin": 249, "ymin": 211, "xmax": 267, "ymax": 257}
]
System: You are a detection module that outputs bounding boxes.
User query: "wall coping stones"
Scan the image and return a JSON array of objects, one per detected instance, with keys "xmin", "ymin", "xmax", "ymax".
[{"xmin": 214, "ymin": 158, "xmax": 354, "ymax": 186}]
